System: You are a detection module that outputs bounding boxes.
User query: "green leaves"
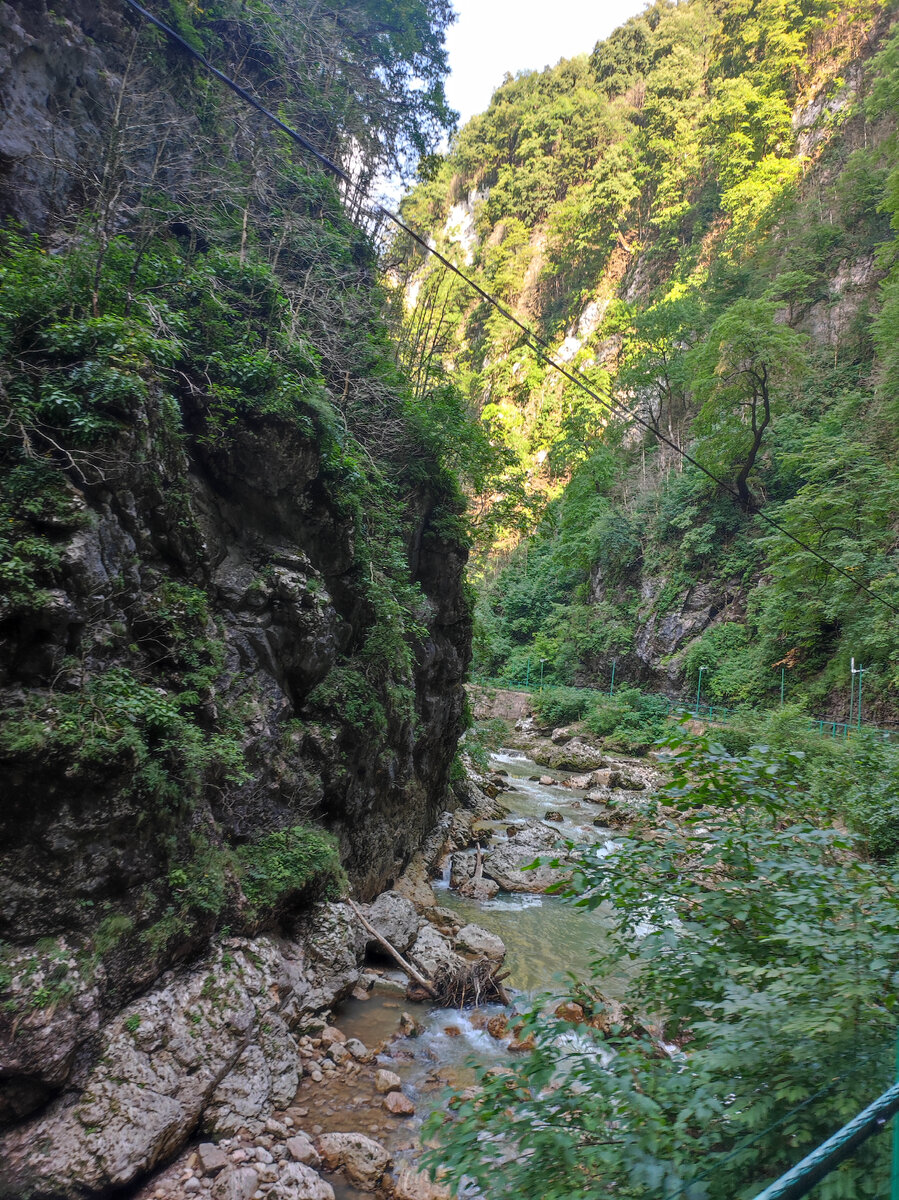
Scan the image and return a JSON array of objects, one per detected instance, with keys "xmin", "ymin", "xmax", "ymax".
[{"xmin": 427, "ymin": 733, "xmax": 899, "ymax": 1198}]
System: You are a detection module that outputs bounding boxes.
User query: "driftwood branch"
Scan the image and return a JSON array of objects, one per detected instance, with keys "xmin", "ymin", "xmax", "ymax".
[{"xmin": 348, "ymin": 899, "xmax": 437, "ymax": 998}]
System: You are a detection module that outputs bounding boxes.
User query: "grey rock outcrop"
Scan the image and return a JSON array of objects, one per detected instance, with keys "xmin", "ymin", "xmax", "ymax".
[{"xmin": 0, "ymin": 923, "xmax": 363, "ymax": 1198}]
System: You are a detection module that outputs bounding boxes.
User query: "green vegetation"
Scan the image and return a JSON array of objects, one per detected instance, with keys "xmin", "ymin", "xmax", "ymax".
[
  {"xmin": 235, "ymin": 826, "xmax": 345, "ymax": 916},
  {"xmin": 398, "ymin": 0, "xmax": 899, "ymax": 717},
  {"xmin": 0, "ymin": 0, "xmax": 473, "ymax": 971},
  {"xmin": 426, "ymin": 730, "xmax": 899, "ymax": 1198}
]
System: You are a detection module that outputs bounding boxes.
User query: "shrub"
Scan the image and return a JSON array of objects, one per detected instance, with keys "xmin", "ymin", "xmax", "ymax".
[{"xmin": 236, "ymin": 826, "xmax": 345, "ymax": 916}]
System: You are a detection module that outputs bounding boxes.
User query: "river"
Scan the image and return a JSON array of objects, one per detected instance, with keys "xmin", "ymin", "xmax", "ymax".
[{"xmin": 322, "ymin": 748, "xmax": 621, "ymax": 1198}]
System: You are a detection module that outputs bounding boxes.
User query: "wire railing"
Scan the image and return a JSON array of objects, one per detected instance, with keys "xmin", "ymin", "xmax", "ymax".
[{"xmin": 468, "ymin": 675, "xmax": 899, "ymax": 742}]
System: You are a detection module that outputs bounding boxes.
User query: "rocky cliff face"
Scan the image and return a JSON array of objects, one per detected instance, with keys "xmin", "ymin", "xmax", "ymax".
[{"xmin": 0, "ymin": 0, "xmax": 471, "ymax": 1187}]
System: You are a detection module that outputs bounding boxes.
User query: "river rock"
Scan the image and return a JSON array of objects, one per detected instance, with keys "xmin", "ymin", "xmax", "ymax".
[
  {"xmin": 383, "ymin": 1091, "xmax": 415, "ymax": 1116},
  {"xmin": 393, "ymin": 1164, "xmax": 451, "ymax": 1200},
  {"xmin": 486, "ymin": 1015, "xmax": 508, "ymax": 1039},
  {"xmin": 482, "ymin": 822, "xmax": 572, "ymax": 893},
  {"xmin": 458, "ymin": 875, "xmax": 499, "ymax": 900},
  {"xmin": 408, "ymin": 926, "xmax": 466, "ymax": 977},
  {"xmin": 538, "ymin": 775, "xmax": 555, "ymax": 786},
  {"xmin": 564, "ymin": 773, "xmax": 594, "ymax": 790},
  {"xmin": 454, "ymin": 924, "xmax": 506, "ymax": 962},
  {"xmin": 315, "ymin": 1133, "xmax": 391, "ymax": 1190},
  {"xmin": 286, "ymin": 1134, "xmax": 320, "ymax": 1166},
  {"xmin": 273, "ymin": 1162, "xmax": 335, "ymax": 1200},
  {"xmin": 545, "ymin": 810, "xmax": 564, "ymax": 822},
  {"xmin": 543, "ymin": 739, "xmax": 607, "ymax": 771},
  {"xmin": 375, "ymin": 1069, "xmax": 402, "ymax": 1094},
  {"xmin": 197, "ymin": 1143, "xmax": 230, "ymax": 1175},
  {"xmin": 428, "ymin": 906, "xmax": 461, "ymax": 933},
  {"xmin": 210, "ymin": 1165, "xmax": 259, "ymax": 1200},
  {"xmin": 393, "ymin": 853, "xmax": 440, "ymax": 910},
  {"xmin": 554, "ymin": 1001, "xmax": 586, "ymax": 1024},
  {"xmin": 550, "ymin": 726, "xmax": 575, "ymax": 744},
  {"xmin": 344, "ymin": 1038, "xmax": 371, "ymax": 1062},
  {"xmin": 363, "ymin": 892, "xmax": 421, "ymax": 953},
  {"xmin": 294, "ymin": 904, "xmax": 366, "ymax": 1012},
  {"xmin": 449, "ymin": 851, "xmax": 475, "ymax": 888}
]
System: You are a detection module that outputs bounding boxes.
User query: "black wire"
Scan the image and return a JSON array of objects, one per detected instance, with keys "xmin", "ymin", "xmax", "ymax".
[{"xmin": 122, "ymin": 0, "xmax": 899, "ymax": 619}]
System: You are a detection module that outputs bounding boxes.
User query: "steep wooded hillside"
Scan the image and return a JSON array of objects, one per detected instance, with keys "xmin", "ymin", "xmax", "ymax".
[{"xmin": 396, "ymin": 0, "xmax": 899, "ymax": 720}]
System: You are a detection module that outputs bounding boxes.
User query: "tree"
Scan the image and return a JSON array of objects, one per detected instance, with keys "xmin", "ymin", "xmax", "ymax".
[
  {"xmin": 425, "ymin": 733, "xmax": 899, "ymax": 1199},
  {"xmin": 690, "ymin": 298, "xmax": 807, "ymax": 507}
]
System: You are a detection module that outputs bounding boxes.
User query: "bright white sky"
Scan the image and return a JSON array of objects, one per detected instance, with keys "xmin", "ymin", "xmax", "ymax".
[{"xmin": 444, "ymin": 0, "xmax": 649, "ymax": 125}]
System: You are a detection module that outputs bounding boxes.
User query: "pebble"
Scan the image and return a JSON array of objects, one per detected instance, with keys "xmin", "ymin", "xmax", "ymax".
[
  {"xmin": 254, "ymin": 1148, "xmax": 273, "ymax": 1165},
  {"xmin": 184, "ymin": 1181, "xmax": 201, "ymax": 1194}
]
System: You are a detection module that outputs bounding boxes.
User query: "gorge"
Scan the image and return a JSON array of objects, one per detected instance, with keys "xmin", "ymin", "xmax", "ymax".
[{"xmin": 3, "ymin": 1, "xmax": 899, "ymax": 1198}]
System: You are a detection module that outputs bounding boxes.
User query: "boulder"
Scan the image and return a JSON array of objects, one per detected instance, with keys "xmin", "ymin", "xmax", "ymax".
[
  {"xmin": 375, "ymin": 1069, "xmax": 402, "ymax": 1094},
  {"xmin": 449, "ymin": 852, "xmax": 475, "ymax": 889},
  {"xmin": 486, "ymin": 1015, "xmax": 508, "ymax": 1040},
  {"xmin": 408, "ymin": 926, "xmax": 466, "ymax": 978},
  {"xmin": 454, "ymin": 924, "xmax": 506, "ymax": 963},
  {"xmin": 344, "ymin": 1038, "xmax": 371, "ymax": 1062},
  {"xmin": 550, "ymin": 727, "xmax": 575, "ymax": 745},
  {"xmin": 481, "ymin": 822, "xmax": 572, "ymax": 893},
  {"xmin": 457, "ymin": 876, "xmax": 499, "ymax": 901},
  {"xmin": 545, "ymin": 810, "xmax": 564, "ymax": 823},
  {"xmin": 360, "ymin": 892, "xmax": 420, "ymax": 955},
  {"xmin": 393, "ymin": 1164, "xmax": 451, "ymax": 1200},
  {"xmin": 538, "ymin": 775, "xmax": 555, "ymax": 786},
  {"xmin": 274, "ymin": 1162, "xmax": 334, "ymax": 1200},
  {"xmin": 0, "ymin": 937, "xmax": 317, "ymax": 1197},
  {"xmin": 554, "ymin": 1001, "xmax": 585, "ymax": 1024},
  {"xmin": 197, "ymin": 1143, "xmax": 229, "ymax": 1175},
  {"xmin": 286, "ymin": 1134, "xmax": 320, "ymax": 1166},
  {"xmin": 294, "ymin": 903, "xmax": 366, "ymax": 1012},
  {"xmin": 383, "ymin": 1091, "xmax": 415, "ymax": 1116},
  {"xmin": 563, "ymin": 773, "xmax": 592, "ymax": 790},
  {"xmin": 543, "ymin": 740, "xmax": 607, "ymax": 772},
  {"xmin": 211, "ymin": 1166, "xmax": 259, "ymax": 1200},
  {"xmin": 315, "ymin": 1133, "xmax": 391, "ymax": 1191}
]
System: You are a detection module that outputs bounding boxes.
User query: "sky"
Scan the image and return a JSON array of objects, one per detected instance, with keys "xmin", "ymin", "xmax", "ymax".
[{"xmin": 444, "ymin": 0, "xmax": 649, "ymax": 125}]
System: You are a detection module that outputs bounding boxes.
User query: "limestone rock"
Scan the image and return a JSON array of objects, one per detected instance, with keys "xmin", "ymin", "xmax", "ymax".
[
  {"xmin": 211, "ymin": 1165, "xmax": 259, "ymax": 1200},
  {"xmin": 542, "ymin": 739, "xmax": 607, "ymax": 772},
  {"xmin": 457, "ymin": 876, "xmax": 499, "ymax": 901},
  {"xmin": 449, "ymin": 851, "xmax": 475, "ymax": 889},
  {"xmin": 393, "ymin": 1165, "xmax": 451, "ymax": 1200},
  {"xmin": 482, "ymin": 822, "xmax": 572, "ymax": 893},
  {"xmin": 392, "ymin": 853, "xmax": 439, "ymax": 910},
  {"xmin": 344, "ymin": 1038, "xmax": 371, "ymax": 1062},
  {"xmin": 274, "ymin": 1162, "xmax": 335, "ymax": 1200},
  {"xmin": 362, "ymin": 891, "xmax": 421, "ymax": 953},
  {"xmin": 454, "ymin": 924, "xmax": 506, "ymax": 963},
  {"xmin": 383, "ymin": 1090, "xmax": 415, "ymax": 1116},
  {"xmin": 486, "ymin": 1015, "xmax": 509, "ymax": 1040},
  {"xmin": 197, "ymin": 1143, "xmax": 229, "ymax": 1175},
  {"xmin": 294, "ymin": 903, "xmax": 366, "ymax": 1012},
  {"xmin": 316, "ymin": 1132, "xmax": 391, "ymax": 1190},
  {"xmin": 408, "ymin": 925, "xmax": 466, "ymax": 978},
  {"xmin": 286, "ymin": 1134, "xmax": 320, "ymax": 1166},
  {"xmin": 375, "ymin": 1069, "xmax": 402, "ymax": 1094}
]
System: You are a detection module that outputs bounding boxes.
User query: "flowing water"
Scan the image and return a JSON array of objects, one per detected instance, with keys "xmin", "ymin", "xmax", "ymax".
[{"xmin": 318, "ymin": 749, "xmax": 623, "ymax": 1197}]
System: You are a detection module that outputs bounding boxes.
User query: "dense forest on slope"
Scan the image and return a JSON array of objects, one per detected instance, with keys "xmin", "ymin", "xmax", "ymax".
[
  {"xmin": 396, "ymin": 0, "xmax": 899, "ymax": 721},
  {"xmin": 0, "ymin": 0, "xmax": 472, "ymax": 1140}
]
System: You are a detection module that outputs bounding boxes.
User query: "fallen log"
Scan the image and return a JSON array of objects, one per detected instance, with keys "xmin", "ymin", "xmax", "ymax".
[{"xmin": 347, "ymin": 899, "xmax": 438, "ymax": 998}]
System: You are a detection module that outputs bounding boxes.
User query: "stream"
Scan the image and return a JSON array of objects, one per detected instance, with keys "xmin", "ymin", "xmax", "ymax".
[{"xmin": 317, "ymin": 749, "xmax": 622, "ymax": 1199}]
